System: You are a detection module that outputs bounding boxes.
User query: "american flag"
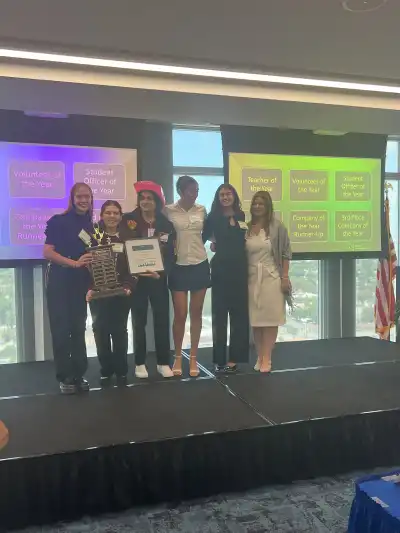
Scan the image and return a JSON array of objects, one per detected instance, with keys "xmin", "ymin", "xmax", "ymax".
[{"xmin": 375, "ymin": 193, "xmax": 397, "ymax": 340}]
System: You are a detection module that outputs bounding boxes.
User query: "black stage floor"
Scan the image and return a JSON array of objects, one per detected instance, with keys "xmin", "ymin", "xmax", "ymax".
[
  {"xmin": 198, "ymin": 335, "xmax": 400, "ymax": 373},
  {"xmin": 1, "ymin": 337, "xmax": 400, "ymax": 530},
  {"xmin": 0, "ymin": 352, "xmax": 208, "ymax": 398}
]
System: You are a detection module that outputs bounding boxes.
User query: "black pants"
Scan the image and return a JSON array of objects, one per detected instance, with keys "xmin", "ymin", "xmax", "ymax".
[
  {"xmin": 212, "ymin": 275, "xmax": 249, "ymax": 366},
  {"xmin": 46, "ymin": 266, "xmax": 88, "ymax": 382},
  {"xmin": 90, "ymin": 296, "xmax": 130, "ymax": 377},
  {"xmin": 132, "ymin": 276, "xmax": 170, "ymax": 366}
]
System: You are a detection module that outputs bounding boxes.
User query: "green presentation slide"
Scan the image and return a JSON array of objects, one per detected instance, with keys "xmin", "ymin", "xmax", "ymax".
[{"xmin": 229, "ymin": 152, "xmax": 382, "ymax": 254}]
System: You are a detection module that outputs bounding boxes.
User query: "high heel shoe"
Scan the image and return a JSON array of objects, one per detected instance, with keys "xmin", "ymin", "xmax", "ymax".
[
  {"xmin": 189, "ymin": 356, "xmax": 200, "ymax": 377},
  {"xmin": 254, "ymin": 359, "xmax": 261, "ymax": 372},
  {"xmin": 259, "ymin": 358, "xmax": 272, "ymax": 373},
  {"xmin": 172, "ymin": 355, "xmax": 183, "ymax": 377}
]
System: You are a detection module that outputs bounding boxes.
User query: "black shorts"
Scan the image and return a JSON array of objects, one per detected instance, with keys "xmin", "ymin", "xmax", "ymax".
[{"xmin": 168, "ymin": 260, "xmax": 211, "ymax": 292}]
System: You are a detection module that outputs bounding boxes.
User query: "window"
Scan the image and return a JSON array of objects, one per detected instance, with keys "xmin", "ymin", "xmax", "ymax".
[
  {"xmin": 173, "ymin": 129, "xmax": 223, "ymax": 168},
  {"xmin": 172, "ymin": 127, "xmax": 224, "ymax": 348},
  {"xmin": 0, "ymin": 269, "xmax": 17, "ymax": 363},
  {"xmin": 86, "ymin": 310, "xmax": 133, "ymax": 357},
  {"xmin": 356, "ymin": 257, "xmax": 378, "ymax": 337},
  {"xmin": 386, "ymin": 140, "xmax": 398, "ymax": 173},
  {"xmin": 278, "ymin": 260, "xmax": 320, "ymax": 341},
  {"xmin": 172, "ymin": 174, "xmax": 224, "ymax": 348}
]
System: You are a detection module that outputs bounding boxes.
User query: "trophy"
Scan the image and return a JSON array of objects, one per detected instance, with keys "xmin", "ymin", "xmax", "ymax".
[{"xmin": 87, "ymin": 224, "xmax": 127, "ymax": 299}]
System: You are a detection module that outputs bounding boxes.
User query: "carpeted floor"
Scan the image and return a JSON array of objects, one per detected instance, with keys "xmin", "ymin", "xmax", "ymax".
[{"xmin": 16, "ymin": 470, "xmax": 368, "ymax": 532}]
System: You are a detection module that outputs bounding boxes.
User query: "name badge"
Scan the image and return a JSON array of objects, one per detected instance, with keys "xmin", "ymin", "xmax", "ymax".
[
  {"xmin": 159, "ymin": 233, "xmax": 169, "ymax": 243},
  {"xmin": 78, "ymin": 229, "xmax": 91, "ymax": 245},
  {"xmin": 188, "ymin": 215, "xmax": 202, "ymax": 229},
  {"xmin": 112, "ymin": 243, "xmax": 124, "ymax": 254},
  {"xmin": 238, "ymin": 221, "xmax": 248, "ymax": 230},
  {"xmin": 148, "ymin": 228, "xmax": 155, "ymax": 237}
]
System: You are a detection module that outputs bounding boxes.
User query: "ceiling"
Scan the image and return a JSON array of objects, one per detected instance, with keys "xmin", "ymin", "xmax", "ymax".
[
  {"xmin": 1, "ymin": 76, "xmax": 400, "ymax": 135},
  {"xmin": 0, "ymin": 0, "xmax": 398, "ymax": 82},
  {"xmin": 0, "ymin": 0, "xmax": 399, "ymax": 133}
]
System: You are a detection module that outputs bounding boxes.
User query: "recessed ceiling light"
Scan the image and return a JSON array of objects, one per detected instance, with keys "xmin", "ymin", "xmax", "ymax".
[{"xmin": 342, "ymin": 0, "xmax": 389, "ymax": 12}]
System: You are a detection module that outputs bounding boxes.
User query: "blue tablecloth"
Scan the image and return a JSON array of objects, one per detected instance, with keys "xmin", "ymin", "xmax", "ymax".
[{"xmin": 349, "ymin": 470, "xmax": 400, "ymax": 533}]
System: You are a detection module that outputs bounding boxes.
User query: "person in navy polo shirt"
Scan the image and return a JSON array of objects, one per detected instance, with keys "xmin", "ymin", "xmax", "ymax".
[
  {"xmin": 120, "ymin": 181, "xmax": 175, "ymax": 379},
  {"xmin": 44, "ymin": 183, "xmax": 93, "ymax": 394}
]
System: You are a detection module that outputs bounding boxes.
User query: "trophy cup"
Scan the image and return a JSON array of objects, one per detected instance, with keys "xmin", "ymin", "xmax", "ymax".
[{"xmin": 87, "ymin": 224, "xmax": 127, "ymax": 299}]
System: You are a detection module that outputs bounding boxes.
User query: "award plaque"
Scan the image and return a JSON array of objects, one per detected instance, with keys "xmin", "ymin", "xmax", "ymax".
[
  {"xmin": 125, "ymin": 237, "xmax": 164, "ymax": 275},
  {"xmin": 87, "ymin": 225, "xmax": 127, "ymax": 300}
]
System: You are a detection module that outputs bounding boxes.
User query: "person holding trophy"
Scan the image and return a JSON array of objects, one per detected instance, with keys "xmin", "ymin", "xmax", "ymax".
[
  {"xmin": 120, "ymin": 181, "xmax": 175, "ymax": 379},
  {"xmin": 44, "ymin": 183, "xmax": 94, "ymax": 394},
  {"xmin": 86, "ymin": 200, "xmax": 136, "ymax": 387}
]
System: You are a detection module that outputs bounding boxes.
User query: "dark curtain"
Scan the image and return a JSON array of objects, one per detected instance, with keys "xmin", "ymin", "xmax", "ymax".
[
  {"xmin": 0, "ymin": 111, "xmax": 146, "ymax": 166},
  {"xmin": 220, "ymin": 126, "xmax": 387, "ymax": 173},
  {"xmin": 2, "ymin": 409, "xmax": 400, "ymax": 530},
  {"xmin": 0, "ymin": 112, "xmax": 173, "ymax": 202}
]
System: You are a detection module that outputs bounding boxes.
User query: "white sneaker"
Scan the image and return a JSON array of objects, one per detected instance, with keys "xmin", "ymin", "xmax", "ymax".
[
  {"xmin": 157, "ymin": 365, "xmax": 174, "ymax": 378},
  {"xmin": 135, "ymin": 365, "xmax": 148, "ymax": 379}
]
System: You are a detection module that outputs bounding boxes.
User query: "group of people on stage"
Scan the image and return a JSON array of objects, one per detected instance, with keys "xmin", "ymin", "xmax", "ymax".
[{"xmin": 43, "ymin": 176, "xmax": 292, "ymax": 394}]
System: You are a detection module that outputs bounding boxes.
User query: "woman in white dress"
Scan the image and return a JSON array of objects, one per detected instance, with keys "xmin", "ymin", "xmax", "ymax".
[{"xmin": 246, "ymin": 191, "xmax": 292, "ymax": 373}]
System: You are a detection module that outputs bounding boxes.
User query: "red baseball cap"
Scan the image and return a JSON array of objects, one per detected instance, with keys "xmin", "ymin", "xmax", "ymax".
[{"xmin": 134, "ymin": 181, "xmax": 166, "ymax": 207}]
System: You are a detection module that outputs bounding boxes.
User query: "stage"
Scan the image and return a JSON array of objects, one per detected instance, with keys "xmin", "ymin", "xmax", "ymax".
[{"xmin": 1, "ymin": 337, "xmax": 400, "ymax": 530}]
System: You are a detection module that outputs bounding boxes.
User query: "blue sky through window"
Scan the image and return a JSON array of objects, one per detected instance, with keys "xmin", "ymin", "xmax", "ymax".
[
  {"xmin": 172, "ymin": 129, "xmax": 223, "ymax": 168},
  {"xmin": 386, "ymin": 141, "xmax": 398, "ymax": 173},
  {"xmin": 173, "ymin": 175, "xmax": 224, "ymax": 212}
]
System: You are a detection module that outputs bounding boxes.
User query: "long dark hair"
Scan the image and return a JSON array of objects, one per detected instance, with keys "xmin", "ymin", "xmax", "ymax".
[
  {"xmin": 210, "ymin": 184, "xmax": 242, "ymax": 218},
  {"xmin": 249, "ymin": 190, "xmax": 274, "ymax": 233},
  {"xmin": 137, "ymin": 190, "xmax": 163, "ymax": 216},
  {"xmin": 63, "ymin": 182, "xmax": 93, "ymax": 218}
]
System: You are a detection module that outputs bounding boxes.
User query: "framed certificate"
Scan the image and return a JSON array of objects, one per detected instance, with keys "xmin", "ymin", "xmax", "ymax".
[{"xmin": 125, "ymin": 237, "xmax": 164, "ymax": 274}]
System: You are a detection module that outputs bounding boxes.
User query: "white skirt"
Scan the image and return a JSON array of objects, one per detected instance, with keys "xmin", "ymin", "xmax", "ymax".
[{"xmin": 248, "ymin": 263, "xmax": 286, "ymax": 327}]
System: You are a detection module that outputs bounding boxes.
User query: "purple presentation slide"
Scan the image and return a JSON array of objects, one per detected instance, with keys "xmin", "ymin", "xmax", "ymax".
[{"xmin": 0, "ymin": 143, "xmax": 137, "ymax": 260}]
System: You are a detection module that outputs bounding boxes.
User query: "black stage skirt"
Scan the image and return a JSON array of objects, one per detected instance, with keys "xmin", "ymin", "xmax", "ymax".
[{"xmin": 168, "ymin": 260, "xmax": 211, "ymax": 292}]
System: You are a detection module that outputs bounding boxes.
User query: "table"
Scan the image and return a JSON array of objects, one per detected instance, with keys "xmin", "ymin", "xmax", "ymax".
[{"xmin": 349, "ymin": 470, "xmax": 400, "ymax": 533}]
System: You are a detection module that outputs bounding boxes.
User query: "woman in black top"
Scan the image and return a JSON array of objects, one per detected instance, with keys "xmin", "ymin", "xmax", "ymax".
[
  {"xmin": 44, "ymin": 182, "xmax": 94, "ymax": 394},
  {"xmin": 203, "ymin": 184, "xmax": 249, "ymax": 371},
  {"xmin": 119, "ymin": 181, "xmax": 176, "ymax": 379},
  {"xmin": 87, "ymin": 200, "xmax": 136, "ymax": 387}
]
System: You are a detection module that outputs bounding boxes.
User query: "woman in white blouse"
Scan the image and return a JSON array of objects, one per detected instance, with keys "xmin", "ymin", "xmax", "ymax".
[{"xmin": 164, "ymin": 175, "xmax": 210, "ymax": 377}]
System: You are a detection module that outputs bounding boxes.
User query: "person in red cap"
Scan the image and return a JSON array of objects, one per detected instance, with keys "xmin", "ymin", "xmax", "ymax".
[{"xmin": 119, "ymin": 181, "xmax": 175, "ymax": 379}]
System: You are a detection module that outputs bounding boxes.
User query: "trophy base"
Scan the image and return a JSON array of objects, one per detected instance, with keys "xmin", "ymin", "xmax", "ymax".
[{"xmin": 91, "ymin": 287, "xmax": 127, "ymax": 300}]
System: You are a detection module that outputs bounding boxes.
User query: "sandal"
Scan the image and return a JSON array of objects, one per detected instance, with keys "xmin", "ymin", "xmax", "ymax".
[
  {"xmin": 254, "ymin": 358, "xmax": 261, "ymax": 371},
  {"xmin": 172, "ymin": 355, "xmax": 183, "ymax": 377},
  {"xmin": 189, "ymin": 356, "xmax": 200, "ymax": 378}
]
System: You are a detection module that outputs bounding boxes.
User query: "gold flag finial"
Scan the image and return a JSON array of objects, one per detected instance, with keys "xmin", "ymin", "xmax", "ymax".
[{"xmin": 385, "ymin": 181, "xmax": 393, "ymax": 194}]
